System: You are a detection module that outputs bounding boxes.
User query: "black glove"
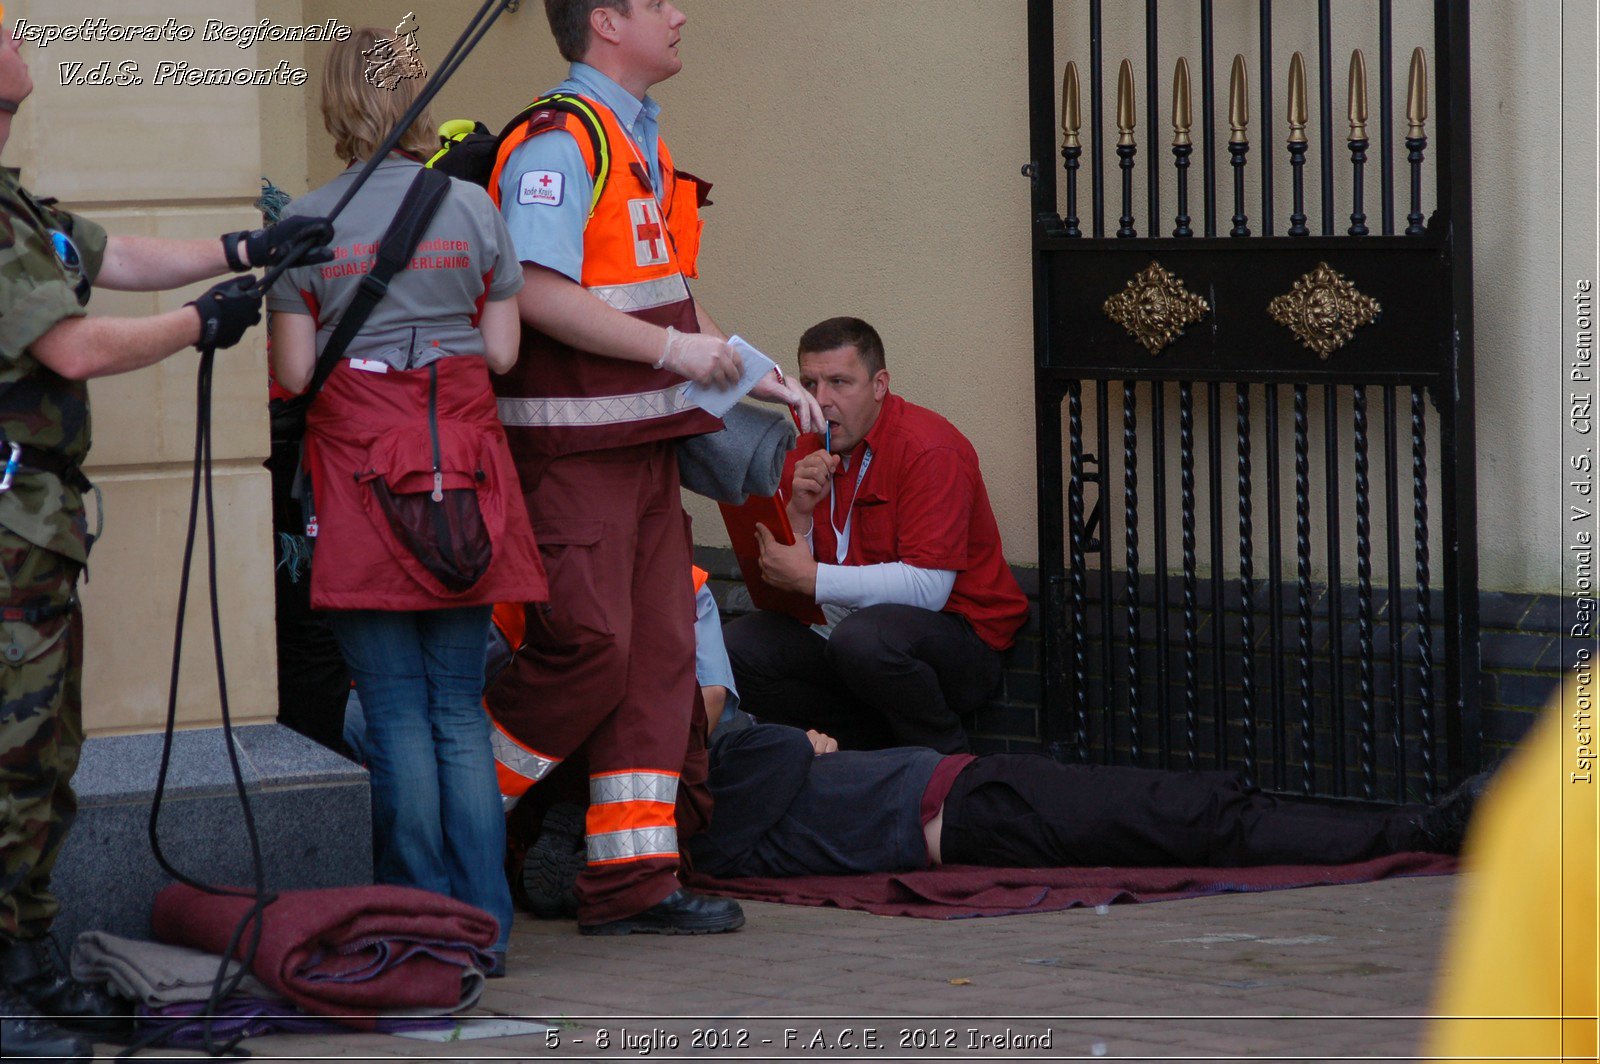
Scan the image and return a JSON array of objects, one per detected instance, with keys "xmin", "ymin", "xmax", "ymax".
[
  {"xmin": 188, "ymin": 277, "xmax": 263, "ymax": 351},
  {"xmin": 223, "ymin": 215, "xmax": 335, "ymax": 270}
]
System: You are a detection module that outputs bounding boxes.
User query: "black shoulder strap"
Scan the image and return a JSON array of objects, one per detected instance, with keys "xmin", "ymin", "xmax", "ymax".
[
  {"xmin": 303, "ymin": 166, "xmax": 452, "ymax": 401},
  {"xmin": 501, "ymin": 93, "xmax": 611, "ymax": 208}
]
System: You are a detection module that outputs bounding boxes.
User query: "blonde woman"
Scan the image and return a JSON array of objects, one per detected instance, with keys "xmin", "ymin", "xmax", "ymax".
[{"xmin": 267, "ymin": 29, "xmax": 544, "ymax": 974}]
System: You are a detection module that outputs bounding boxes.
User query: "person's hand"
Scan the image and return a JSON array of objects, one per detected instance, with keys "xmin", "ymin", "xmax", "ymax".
[
  {"xmin": 805, "ymin": 730, "xmax": 838, "ymax": 755},
  {"xmin": 188, "ymin": 277, "xmax": 263, "ymax": 351},
  {"xmin": 226, "ymin": 216, "xmax": 335, "ymax": 270},
  {"xmin": 754, "ymin": 522, "xmax": 818, "ymax": 597},
  {"xmin": 659, "ymin": 326, "xmax": 743, "ymax": 388},
  {"xmin": 749, "ymin": 368, "xmax": 825, "ymax": 434},
  {"xmin": 787, "ymin": 448, "xmax": 839, "ymax": 521}
]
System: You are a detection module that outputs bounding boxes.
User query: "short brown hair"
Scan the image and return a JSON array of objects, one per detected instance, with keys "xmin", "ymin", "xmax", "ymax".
[
  {"xmin": 320, "ymin": 28, "xmax": 436, "ymax": 165},
  {"xmin": 545, "ymin": 0, "xmax": 630, "ymax": 63},
  {"xmin": 798, "ymin": 317, "xmax": 887, "ymax": 375}
]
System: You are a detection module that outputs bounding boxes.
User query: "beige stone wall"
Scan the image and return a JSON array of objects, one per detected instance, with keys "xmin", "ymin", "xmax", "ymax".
[{"xmin": 9, "ymin": 0, "xmax": 309, "ymax": 734}]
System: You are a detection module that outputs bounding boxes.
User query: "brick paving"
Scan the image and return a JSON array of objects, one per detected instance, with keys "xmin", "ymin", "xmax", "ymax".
[{"xmin": 102, "ymin": 873, "xmax": 1461, "ymax": 1061}]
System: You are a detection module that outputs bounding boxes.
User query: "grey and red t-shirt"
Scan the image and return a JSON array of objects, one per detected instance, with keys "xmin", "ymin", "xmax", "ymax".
[{"xmin": 267, "ymin": 155, "xmax": 522, "ymax": 370}]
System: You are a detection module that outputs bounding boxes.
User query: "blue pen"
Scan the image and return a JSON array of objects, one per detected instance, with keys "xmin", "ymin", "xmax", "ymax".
[{"xmin": 824, "ymin": 423, "xmax": 831, "ymax": 454}]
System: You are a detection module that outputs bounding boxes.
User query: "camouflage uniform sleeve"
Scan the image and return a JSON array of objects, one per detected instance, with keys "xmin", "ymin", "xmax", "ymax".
[
  {"xmin": 53, "ymin": 207, "xmax": 107, "ymax": 283},
  {"xmin": 0, "ymin": 206, "xmax": 106, "ymax": 363}
]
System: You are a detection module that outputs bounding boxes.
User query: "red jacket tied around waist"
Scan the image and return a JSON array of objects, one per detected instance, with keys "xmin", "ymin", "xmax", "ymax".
[{"xmin": 305, "ymin": 356, "xmax": 546, "ymax": 611}]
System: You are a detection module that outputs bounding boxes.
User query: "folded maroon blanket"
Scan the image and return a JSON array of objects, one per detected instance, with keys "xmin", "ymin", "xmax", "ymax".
[
  {"xmin": 151, "ymin": 884, "xmax": 497, "ymax": 1029},
  {"xmin": 687, "ymin": 852, "xmax": 1457, "ymax": 919}
]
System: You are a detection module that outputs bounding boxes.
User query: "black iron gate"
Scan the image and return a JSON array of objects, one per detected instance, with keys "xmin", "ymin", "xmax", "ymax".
[{"xmin": 1028, "ymin": 0, "xmax": 1479, "ymax": 802}]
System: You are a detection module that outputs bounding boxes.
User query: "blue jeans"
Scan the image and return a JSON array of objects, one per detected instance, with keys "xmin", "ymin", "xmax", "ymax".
[{"xmin": 329, "ymin": 606, "xmax": 512, "ymax": 950}]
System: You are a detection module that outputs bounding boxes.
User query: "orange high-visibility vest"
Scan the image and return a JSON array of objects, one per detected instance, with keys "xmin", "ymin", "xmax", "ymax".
[{"xmin": 489, "ymin": 93, "xmax": 721, "ymax": 466}]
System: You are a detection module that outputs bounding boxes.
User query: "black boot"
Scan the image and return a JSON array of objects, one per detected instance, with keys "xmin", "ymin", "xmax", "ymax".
[
  {"xmin": 521, "ymin": 802, "xmax": 585, "ymax": 919},
  {"xmin": 0, "ymin": 935, "xmax": 129, "ymax": 1036},
  {"xmin": 579, "ymin": 889, "xmax": 745, "ymax": 936},
  {"xmin": 0, "ymin": 986, "xmax": 92, "ymax": 1062},
  {"xmin": 1413, "ymin": 770, "xmax": 1494, "ymax": 854}
]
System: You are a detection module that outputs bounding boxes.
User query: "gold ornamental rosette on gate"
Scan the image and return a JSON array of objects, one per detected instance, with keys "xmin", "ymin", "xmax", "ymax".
[
  {"xmin": 1268, "ymin": 263, "xmax": 1381, "ymax": 359},
  {"xmin": 1103, "ymin": 263, "xmax": 1210, "ymax": 356}
]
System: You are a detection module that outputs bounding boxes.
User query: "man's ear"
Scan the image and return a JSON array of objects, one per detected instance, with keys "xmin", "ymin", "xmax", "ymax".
[
  {"xmin": 873, "ymin": 369, "xmax": 891, "ymax": 401},
  {"xmin": 590, "ymin": 4, "xmax": 625, "ymax": 47}
]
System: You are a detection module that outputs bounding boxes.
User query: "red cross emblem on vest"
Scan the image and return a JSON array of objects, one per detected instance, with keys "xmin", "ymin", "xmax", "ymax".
[{"xmin": 628, "ymin": 198, "xmax": 670, "ymax": 267}]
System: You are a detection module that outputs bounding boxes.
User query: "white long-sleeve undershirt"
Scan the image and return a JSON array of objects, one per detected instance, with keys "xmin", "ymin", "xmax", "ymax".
[{"xmin": 802, "ymin": 517, "xmax": 956, "ymax": 612}]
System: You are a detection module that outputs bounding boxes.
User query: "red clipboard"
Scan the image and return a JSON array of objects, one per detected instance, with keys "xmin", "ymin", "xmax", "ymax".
[{"xmin": 718, "ymin": 494, "xmax": 827, "ymax": 626}]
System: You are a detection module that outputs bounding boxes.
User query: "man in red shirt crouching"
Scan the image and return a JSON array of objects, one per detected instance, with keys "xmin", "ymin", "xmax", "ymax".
[{"xmin": 723, "ymin": 317, "xmax": 1029, "ymax": 754}]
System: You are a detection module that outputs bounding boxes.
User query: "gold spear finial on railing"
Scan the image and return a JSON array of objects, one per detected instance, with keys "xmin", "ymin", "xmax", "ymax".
[
  {"xmin": 1406, "ymin": 47, "xmax": 1428, "ymax": 137},
  {"xmin": 1172, "ymin": 57, "xmax": 1192, "ymax": 146},
  {"xmin": 1062, "ymin": 61, "xmax": 1081, "ymax": 149},
  {"xmin": 1229, "ymin": 54, "xmax": 1249, "ymax": 144},
  {"xmin": 1116, "ymin": 58, "xmax": 1136, "ymax": 146},
  {"xmin": 1348, "ymin": 49, "xmax": 1368, "ymax": 140},
  {"xmin": 1287, "ymin": 51, "xmax": 1308, "ymax": 143}
]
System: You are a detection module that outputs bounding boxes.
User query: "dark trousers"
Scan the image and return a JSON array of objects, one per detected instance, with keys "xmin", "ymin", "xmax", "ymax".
[
  {"xmin": 268, "ymin": 437, "xmax": 351, "ymax": 760},
  {"xmin": 941, "ymin": 755, "xmax": 1430, "ymax": 868},
  {"xmin": 722, "ymin": 605, "xmax": 1002, "ymax": 754}
]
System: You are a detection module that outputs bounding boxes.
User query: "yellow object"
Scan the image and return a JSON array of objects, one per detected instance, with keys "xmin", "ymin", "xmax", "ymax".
[
  {"xmin": 438, "ymin": 119, "xmax": 477, "ymax": 142},
  {"xmin": 1429, "ymin": 674, "xmax": 1599, "ymax": 1063}
]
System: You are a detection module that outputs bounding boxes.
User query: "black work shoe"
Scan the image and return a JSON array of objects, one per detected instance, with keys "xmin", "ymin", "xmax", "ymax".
[
  {"xmin": 522, "ymin": 802, "xmax": 585, "ymax": 919},
  {"xmin": 1414, "ymin": 769, "xmax": 1493, "ymax": 854},
  {"xmin": 0, "ymin": 986, "xmax": 93, "ymax": 1062},
  {"xmin": 0, "ymin": 934, "xmax": 129, "ymax": 1036},
  {"xmin": 579, "ymin": 889, "xmax": 745, "ymax": 936}
]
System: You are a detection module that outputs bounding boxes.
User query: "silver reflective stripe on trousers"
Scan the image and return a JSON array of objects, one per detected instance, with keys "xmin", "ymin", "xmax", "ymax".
[
  {"xmin": 497, "ymin": 385, "xmax": 695, "ymax": 428},
  {"xmin": 491, "ymin": 727, "xmax": 559, "ymax": 783},
  {"xmin": 587, "ymin": 826, "xmax": 678, "ymax": 864},
  {"xmin": 588, "ymin": 273, "xmax": 689, "ymax": 312},
  {"xmin": 590, "ymin": 771, "xmax": 678, "ymax": 806}
]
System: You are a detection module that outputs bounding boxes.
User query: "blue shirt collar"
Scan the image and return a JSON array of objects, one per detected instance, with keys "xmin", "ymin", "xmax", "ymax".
[{"xmin": 567, "ymin": 63, "xmax": 661, "ymax": 130}]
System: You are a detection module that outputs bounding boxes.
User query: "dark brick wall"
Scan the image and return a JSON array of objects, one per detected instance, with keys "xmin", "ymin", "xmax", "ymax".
[{"xmin": 696, "ymin": 546, "xmax": 1570, "ymax": 766}]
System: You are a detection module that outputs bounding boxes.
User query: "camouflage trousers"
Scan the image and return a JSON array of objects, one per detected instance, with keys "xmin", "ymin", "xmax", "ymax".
[{"xmin": 0, "ymin": 528, "xmax": 83, "ymax": 942}]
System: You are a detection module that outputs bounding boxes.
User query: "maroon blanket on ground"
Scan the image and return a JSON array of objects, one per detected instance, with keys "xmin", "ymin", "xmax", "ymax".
[
  {"xmin": 687, "ymin": 852, "xmax": 1457, "ymax": 919},
  {"xmin": 151, "ymin": 884, "xmax": 497, "ymax": 1029}
]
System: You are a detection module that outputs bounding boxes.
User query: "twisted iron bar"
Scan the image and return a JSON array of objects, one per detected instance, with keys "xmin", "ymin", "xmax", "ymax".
[
  {"xmin": 1354, "ymin": 386, "xmax": 1377, "ymax": 799},
  {"xmin": 1068, "ymin": 383, "xmax": 1091, "ymax": 762},
  {"xmin": 1124, "ymin": 384, "xmax": 1143, "ymax": 749},
  {"xmin": 1237, "ymin": 385, "xmax": 1257, "ymax": 787},
  {"xmin": 1294, "ymin": 385, "xmax": 1315, "ymax": 794},
  {"xmin": 1180, "ymin": 384, "xmax": 1200, "ymax": 769},
  {"xmin": 1413, "ymin": 387, "xmax": 1436, "ymax": 800}
]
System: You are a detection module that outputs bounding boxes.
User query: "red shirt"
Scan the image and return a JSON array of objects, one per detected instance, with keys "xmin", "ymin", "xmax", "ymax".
[{"xmin": 780, "ymin": 393, "xmax": 1029, "ymax": 651}]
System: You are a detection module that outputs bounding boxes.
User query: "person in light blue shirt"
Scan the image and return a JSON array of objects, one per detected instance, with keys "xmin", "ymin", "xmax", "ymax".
[{"xmin": 497, "ymin": 61, "xmax": 663, "ymax": 284}]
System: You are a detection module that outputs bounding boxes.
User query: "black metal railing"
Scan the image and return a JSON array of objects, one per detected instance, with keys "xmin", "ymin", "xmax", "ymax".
[{"xmin": 1028, "ymin": 0, "xmax": 1479, "ymax": 802}]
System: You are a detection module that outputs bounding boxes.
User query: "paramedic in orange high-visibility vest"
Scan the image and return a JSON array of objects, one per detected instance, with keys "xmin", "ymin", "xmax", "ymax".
[{"xmin": 481, "ymin": 0, "xmax": 821, "ymax": 937}]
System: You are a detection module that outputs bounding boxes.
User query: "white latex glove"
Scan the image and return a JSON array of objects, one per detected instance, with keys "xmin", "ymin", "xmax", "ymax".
[
  {"xmin": 749, "ymin": 368, "xmax": 826, "ymax": 435},
  {"xmin": 658, "ymin": 326, "xmax": 743, "ymax": 388}
]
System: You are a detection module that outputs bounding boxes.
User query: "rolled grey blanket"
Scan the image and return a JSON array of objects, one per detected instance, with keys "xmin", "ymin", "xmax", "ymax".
[
  {"xmin": 72, "ymin": 930, "xmax": 278, "ymax": 1008},
  {"xmin": 677, "ymin": 400, "xmax": 797, "ymax": 504}
]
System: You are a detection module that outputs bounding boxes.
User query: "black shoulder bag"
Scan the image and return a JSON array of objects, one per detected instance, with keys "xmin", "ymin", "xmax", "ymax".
[{"xmin": 269, "ymin": 166, "xmax": 453, "ymax": 444}]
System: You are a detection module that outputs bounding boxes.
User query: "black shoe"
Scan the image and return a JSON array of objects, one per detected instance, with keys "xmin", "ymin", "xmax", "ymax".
[
  {"xmin": 0, "ymin": 986, "xmax": 92, "ymax": 1062},
  {"xmin": 579, "ymin": 889, "xmax": 745, "ymax": 936},
  {"xmin": 0, "ymin": 935, "xmax": 129, "ymax": 1036},
  {"xmin": 522, "ymin": 802, "xmax": 585, "ymax": 920},
  {"xmin": 1414, "ymin": 769, "xmax": 1493, "ymax": 854}
]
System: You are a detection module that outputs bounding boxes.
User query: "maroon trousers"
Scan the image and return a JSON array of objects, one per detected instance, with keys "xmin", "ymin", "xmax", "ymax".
[{"xmin": 487, "ymin": 442, "xmax": 698, "ymax": 924}]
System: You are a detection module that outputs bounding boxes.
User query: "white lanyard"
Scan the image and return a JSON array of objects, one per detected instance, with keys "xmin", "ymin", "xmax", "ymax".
[{"xmin": 828, "ymin": 447, "xmax": 874, "ymax": 562}]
